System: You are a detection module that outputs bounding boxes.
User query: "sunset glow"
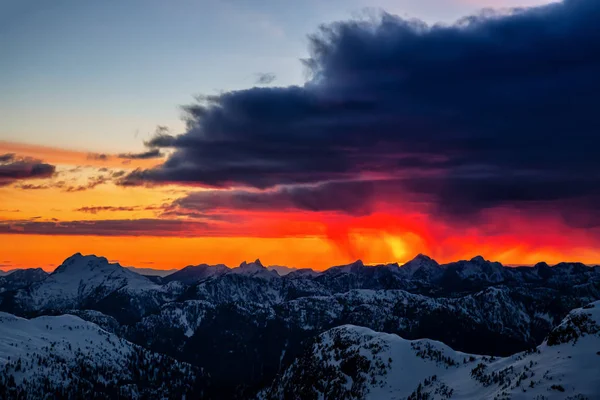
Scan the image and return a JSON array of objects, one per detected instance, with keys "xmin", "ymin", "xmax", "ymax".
[
  {"xmin": 2, "ymin": 0, "xmax": 599, "ymax": 272},
  {"xmin": 2, "ymin": 140, "xmax": 599, "ymax": 271}
]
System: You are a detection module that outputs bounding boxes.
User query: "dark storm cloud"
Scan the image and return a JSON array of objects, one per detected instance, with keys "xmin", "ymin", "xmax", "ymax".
[
  {"xmin": 144, "ymin": 126, "xmax": 175, "ymax": 148},
  {"xmin": 174, "ymin": 180, "xmax": 379, "ymax": 215},
  {"xmin": 0, "ymin": 155, "xmax": 56, "ymax": 187},
  {"xmin": 144, "ymin": 133, "xmax": 177, "ymax": 148},
  {"xmin": 121, "ymin": 0, "xmax": 600, "ymax": 218},
  {"xmin": 255, "ymin": 72, "xmax": 276, "ymax": 84},
  {"xmin": 117, "ymin": 149, "xmax": 164, "ymax": 160}
]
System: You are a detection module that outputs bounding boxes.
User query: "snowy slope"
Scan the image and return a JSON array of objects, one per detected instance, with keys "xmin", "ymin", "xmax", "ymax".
[
  {"xmin": 17, "ymin": 253, "xmax": 158, "ymax": 309},
  {"xmin": 7, "ymin": 254, "xmax": 186, "ymax": 321},
  {"xmin": 261, "ymin": 301, "xmax": 600, "ymax": 400},
  {"xmin": 163, "ymin": 259, "xmax": 279, "ymax": 287},
  {"xmin": 0, "ymin": 312, "xmax": 199, "ymax": 399},
  {"xmin": 276, "ymin": 286, "xmax": 555, "ymax": 351},
  {"xmin": 134, "ymin": 300, "xmax": 216, "ymax": 342}
]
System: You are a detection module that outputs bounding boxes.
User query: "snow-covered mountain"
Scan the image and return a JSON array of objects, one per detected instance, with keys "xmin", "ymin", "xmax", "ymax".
[
  {"xmin": 0, "ymin": 268, "xmax": 47, "ymax": 293},
  {"xmin": 138, "ymin": 254, "xmax": 600, "ymax": 304},
  {"xmin": 163, "ymin": 259, "xmax": 282, "ymax": 286},
  {"xmin": 25, "ymin": 253, "xmax": 158, "ymax": 308},
  {"xmin": 1, "ymin": 254, "xmax": 184, "ymax": 322},
  {"xmin": 260, "ymin": 301, "xmax": 600, "ymax": 400},
  {"xmin": 276, "ymin": 286, "xmax": 557, "ymax": 354},
  {"xmin": 1, "ymin": 253, "xmax": 599, "ymax": 399},
  {"xmin": 231, "ymin": 259, "xmax": 281, "ymax": 279},
  {"xmin": 0, "ymin": 312, "xmax": 200, "ymax": 399},
  {"xmin": 118, "ymin": 283, "xmax": 597, "ymax": 399}
]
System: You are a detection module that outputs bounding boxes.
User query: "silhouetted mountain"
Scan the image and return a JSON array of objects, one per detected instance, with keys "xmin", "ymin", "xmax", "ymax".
[
  {"xmin": 126, "ymin": 266, "xmax": 179, "ymax": 277},
  {"xmin": 0, "ymin": 268, "xmax": 47, "ymax": 293},
  {"xmin": 163, "ymin": 263, "xmax": 230, "ymax": 285}
]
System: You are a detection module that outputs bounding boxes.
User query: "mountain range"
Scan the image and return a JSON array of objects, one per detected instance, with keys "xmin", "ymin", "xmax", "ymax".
[{"xmin": 0, "ymin": 253, "xmax": 599, "ymax": 399}]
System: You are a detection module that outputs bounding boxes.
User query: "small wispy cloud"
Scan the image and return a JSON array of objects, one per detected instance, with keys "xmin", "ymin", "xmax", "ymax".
[
  {"xmin": 118, "ymin": 149, "xmax": 164, "ymax": 160},
  {"xmin": 255, "ymin": 72, "xmax": 277, "ymax": 84},
  {"xmin": 87, "ymin": 153, "xmax": 110, "ymax": 161}
]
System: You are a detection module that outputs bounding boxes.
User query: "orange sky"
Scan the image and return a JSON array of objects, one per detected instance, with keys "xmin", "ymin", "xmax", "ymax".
[{"xmin": 1, "ymin": 140, "xmax": 600, "ymax": 272}]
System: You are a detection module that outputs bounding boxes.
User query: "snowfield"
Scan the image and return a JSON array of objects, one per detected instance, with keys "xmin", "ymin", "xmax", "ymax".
[
  {"xmin": 260, "ymin": 301, "xmax": 600, "ymax": 400},
  {"xmin": 0, "ymin": 312, "xmax": 199, "ymax": 398}
]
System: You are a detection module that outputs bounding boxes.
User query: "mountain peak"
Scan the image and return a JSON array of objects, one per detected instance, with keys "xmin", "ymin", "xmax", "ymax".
[
  {"xmin": 403, "ymin": 254, "xmax": 439, "ymax": 267},
  {"xmin": 411, "ymin": 254, "xmax": 436, "ymax": 263},
  {"xmin": 163, "ymin": 263, "xmax": 230, "ymax": 284},
  {"xmin": 233, "ymin": 259, "xmax": 279, "ymax": 278},
  {"xmin": 327, "ymin": 260, "xmax": 365, "ymax": 274},
  {"xmin": 400, "ymin": 254, "xmax": 441, "ymax": 278},
  {"xmin": 339, "ymin": 259, "xmax": 364, "ymax": 268},
  {"xmin": 470, "ymin": 255, "xmax": 486, "ymax": 263},
  {"xmin": 54, "ymin": 253, "xmax": 113, "ymax": 274},
  {"xmin": 342, "ymin": 259, "xmax": 364, "ymax": 268},
  {"xmin": 239, "ymin": 259, "xmax": 265, "ymax": 269},
  {"xmin": 19, "ymin": 254, "xmax": 157, "ymax": 312}
]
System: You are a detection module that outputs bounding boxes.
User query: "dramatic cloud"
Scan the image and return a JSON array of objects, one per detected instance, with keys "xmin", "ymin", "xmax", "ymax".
[
  {"xmin": 0, "ymin": 154, "xmax": 56, "ymax": 187},
  {"xmin": 118, "ymin": 149, "xmax": 163, "ymax": 160},
  {"xmin": 120, "ymin": 0, "xmax": 600, "ymax": 225},
  {"xmin": 174, "ymin": 180, "xmax": 391, "ymax": 216}
]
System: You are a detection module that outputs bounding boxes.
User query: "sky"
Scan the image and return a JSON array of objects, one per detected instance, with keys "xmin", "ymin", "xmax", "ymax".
[{"xmin": 3, "ymin": 0, "xmax": 600, "ymax": 271}]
